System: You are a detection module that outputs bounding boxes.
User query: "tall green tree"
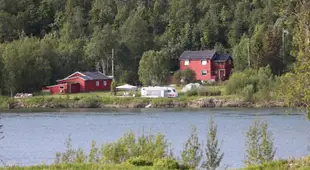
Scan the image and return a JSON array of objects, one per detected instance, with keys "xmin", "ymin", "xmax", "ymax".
[
  {"xmin": 232, "ymin": 34, "xmax": 250, "ymax": 71},
  {"xmin": 245, "ymin": 120, "xmax": 275, "ymax": 166},
  {"xmin": 202, "ymin": 118, "xmax": 224, "ymax": 170},
  {"xmin": 85, "ymin": 25, "xmax": 118, "ymax": 74},
  {"xmin": 181, "ymin": 125, "xmax": 203, "ymax": 169},
  {"xmin": 138, "ymin": 50, "xmax": 169, "ymax": 86}
]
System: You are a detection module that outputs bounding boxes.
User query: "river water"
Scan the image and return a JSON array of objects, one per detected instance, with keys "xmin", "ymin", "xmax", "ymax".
[{"xmin": 0, "ymin": 108, "xmax": 309, "ymax": 168}]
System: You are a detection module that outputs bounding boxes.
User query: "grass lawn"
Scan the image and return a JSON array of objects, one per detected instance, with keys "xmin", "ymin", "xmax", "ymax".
[
  {"xmin": 38, "ymin": 84, "xmax": 227, "ymax": 99},
  {"xmin": 0, "ymin": 164, "xmax": 154, "ymax": 170}
]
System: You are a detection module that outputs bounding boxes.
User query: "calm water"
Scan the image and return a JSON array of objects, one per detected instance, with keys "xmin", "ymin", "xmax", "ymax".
[{"xmin": 0, "ymin": 108, "xmax": 309, "ymax": 168}]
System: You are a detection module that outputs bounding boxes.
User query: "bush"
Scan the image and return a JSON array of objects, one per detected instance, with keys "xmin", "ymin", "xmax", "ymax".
[
  {"xmin": 127, "ymin": 157, "xmax": 153, "ymax": 166},
  {"xmin": 197, "ymin": 88, "xmax": 221, "ymax": 96},
  {"xmin": 225, "ymin": 69, "xmax": 258, "ymax": 95},
  {"xmin": 242, "ymin": 85, "xmax": 254, "ymax": 102},
  {"xmin": 55, "ymin": 131, "xmax": 169, "ymax": 165},
  {"xmin": 172, "ymin": 70, "xmax": 182, "ymax": 86},
  {"xmin": 173, "ymin": 69, "xmax": 196, "ymax": 85},
  {"xmin": 153, "ymin": 157, "xmax": 180, "ymax": 170},
  {"xmin": 225, "ymin": 66, "xmax": 276, "ymax": 102},
  {"xmin": 185, "ymin": 88, "xmax": 221, "ymax": 97},
  {"xmin": 181, "ymin": 69, "xmax": 196, "ymax": 84},
  {"xmin": 74, "ymin": 97, "xmax": 101, "ymax": 108}
]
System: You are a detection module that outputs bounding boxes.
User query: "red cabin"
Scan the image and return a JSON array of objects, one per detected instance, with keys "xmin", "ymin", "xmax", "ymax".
[
  {"xmin": 43, "ymin": 71, "xmax": 113, "ymax": 95},
  {"xmin": 179, "ymin": 50, "xmax": 233, "ymax": 82}
]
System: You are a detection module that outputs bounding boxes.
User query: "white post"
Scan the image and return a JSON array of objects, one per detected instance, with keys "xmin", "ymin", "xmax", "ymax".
[{"xmin": 112, "ymin": 48, "xmax": 114, "ymax": 80}]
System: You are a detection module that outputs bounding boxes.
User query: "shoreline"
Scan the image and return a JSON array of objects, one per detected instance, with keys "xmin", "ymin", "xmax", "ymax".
[{"xmin": 3, "ymin": 96, "xmax": 287, "ymax": 110}]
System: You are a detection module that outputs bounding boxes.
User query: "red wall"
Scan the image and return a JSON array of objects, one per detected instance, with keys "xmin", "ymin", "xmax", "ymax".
[
  {"xmin": 180, "ymin": 59, "xmax": 212, "ymax": 81},
  {"xmin": 58, "ymin": 77, "xmax": 86, "ymax": 92},
  {"xmin": 180, "ymin": 59, "xmax": 233, "ymax": 81},
  {"xmin": 213, "ymin": 60, "xmax": 233, "ymax": 81},
  {"xmin": 85, "ymin": 79, "xmax": 112, "ymax": 92},
  {"xmin": 48, "ymin": 84, "xmax": 68, "ymax": 94}
]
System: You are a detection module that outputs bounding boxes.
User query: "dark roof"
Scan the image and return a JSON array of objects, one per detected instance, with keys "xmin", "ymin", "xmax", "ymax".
[
  {"xmin": 213, "ymin": 54, "xmax": 232, "ymax": 62},
  {"xmin": 179, "ymin": 50, "xmax": 217, "ymax": 60},
  {"xmin": 80, "ymin": 71, "xmax": 112, "ymax": 80},
  {"xmin": 179, "ymin": 50, "xmax": 232, "ymax": 62}
]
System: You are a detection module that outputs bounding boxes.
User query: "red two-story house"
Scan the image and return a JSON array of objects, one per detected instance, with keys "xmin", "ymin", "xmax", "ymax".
[{"xmin": 179, "ymin": 50, "xmax": 233, "ymax": 81}]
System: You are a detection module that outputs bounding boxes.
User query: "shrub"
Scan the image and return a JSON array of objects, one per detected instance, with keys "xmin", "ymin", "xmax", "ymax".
[
  {"xmin": 111, "ymin": 81, "xmax": 118, "ymax": 96},
  {"xmin": 225, "ymin": 69, "xmax": 258, "ymax": 95},
  {"xmin": 197, "ymin": 88, "xmax": 221, "ymax": 96},
  {"xmin": 181, "ymin": 69, "xmax": 196, "ymax": 84},
  {"xmin": 172, "ymin": 70, "xmax": 182, "ymax": 86},
  {"xmin": 242, "ymin": 85, "xmax": 254, "ymax": 102},
  {"xmin": 153, "ymin": 157, "xmax": 180, "ymax": 169},
  {"xmin": 74, "ymin": 97, "xmax": 101, "ymax": 108},
  {"xmin": 185, "ymin": 88, "xmax": 221, "ymax": 97},
  {"xmin": 127, "ymin": 156, "xmax": 153, "ymax": 166}
]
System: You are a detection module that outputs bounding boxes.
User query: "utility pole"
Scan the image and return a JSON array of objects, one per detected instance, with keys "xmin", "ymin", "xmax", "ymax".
[
  {"xmin": 248, "ymin": 37, "xmax": 250, "ymax": 67},
  {"xmin": 112, "ymin": 48, "xmax": 114, "ymax": 80}
]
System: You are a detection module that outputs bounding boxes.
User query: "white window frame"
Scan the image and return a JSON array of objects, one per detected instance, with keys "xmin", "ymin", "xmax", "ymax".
[
  {"xmin": 201, "ymin": 59, "xmax": 207, "ymax": 65},
  {"xmin": 184, "ymin": 60, "xmax": 190, "ymax": 66},
  {"xmin": 96, "ymin": 81, "xmax": 100, "ymax": 87},
  {"xmin": 103, "ymin": 81, "xmax": 107, "ymax": 86},
  {"xmin": 201, "ymin": 70, "xmax": 207, "ymax": 76}
]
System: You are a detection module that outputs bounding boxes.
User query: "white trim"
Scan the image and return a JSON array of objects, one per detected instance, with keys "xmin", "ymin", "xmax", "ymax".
[
  {"xmin": 56, "ymin": 76, "xmax": 87, "ymax": 82},
  {"xmin": 64, "ymin": 71, "xmax": 86, "ymax": 79}
]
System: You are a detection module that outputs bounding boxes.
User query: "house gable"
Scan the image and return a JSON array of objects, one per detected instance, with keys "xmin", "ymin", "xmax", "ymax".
[{"xmin": 179, "ymin": 50, "xmax": 217, "ymax": 61}]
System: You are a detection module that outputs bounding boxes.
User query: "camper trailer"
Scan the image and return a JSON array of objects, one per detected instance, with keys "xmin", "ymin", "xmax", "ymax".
[{"xmin": 141, "ymin": 86, "xmax": 178, "ymax": 98}]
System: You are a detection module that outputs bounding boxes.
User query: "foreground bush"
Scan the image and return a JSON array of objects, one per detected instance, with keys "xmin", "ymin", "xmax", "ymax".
[
  {"xmin": 153, "ymin": 157, "xmax": 180, "ymax": 169},
  {"xmin": 55, "ymin": 131, "xmax": 169, "ymax": 165}
]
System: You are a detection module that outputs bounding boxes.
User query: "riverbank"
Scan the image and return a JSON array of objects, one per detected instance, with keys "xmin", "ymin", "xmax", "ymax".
[
  {"xmin": 1, "ymin": 95, "xmax": 287, "ymax": 110},
  {"xmin": 2, "ymin": 156, "xmax": 310, "ymax": 170}
]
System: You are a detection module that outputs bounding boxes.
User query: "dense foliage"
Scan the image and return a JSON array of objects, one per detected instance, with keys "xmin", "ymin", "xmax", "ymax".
[{"xmin": 0, "ymin": 0, "xmax": 305, "ymax": 95}]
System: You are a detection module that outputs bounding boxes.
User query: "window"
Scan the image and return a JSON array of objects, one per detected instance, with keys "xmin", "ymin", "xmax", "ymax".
[
  {"xmin": 184, "ymin": 60, "xmax": 190, "ymax": 66},
  {"xmin": 201, "ymin": 70, "xmax": 207, "ymax": 76},
  {"xmin": 96, "ymin": 81, "xmax": 100, "ymax": 86},
  {"xmin": 201, "ymin": 60, "xmax": 207, "ymax": 65},
  {"xmin": 228, "ymin": 60, "xmax": 232, "ymax": 64},
  {"xmin": 60, "ymin": 85, "xmax": 64, "ymax": 89},
  {"xmin": 103, "ymin": 81, "xmax": 107, "ymax": 86}
]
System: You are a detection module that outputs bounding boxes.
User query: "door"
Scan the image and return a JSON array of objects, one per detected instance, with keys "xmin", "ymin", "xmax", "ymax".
[{"xmin": 218, "ymin": 69, "xmax": 225, "ymax": 81}]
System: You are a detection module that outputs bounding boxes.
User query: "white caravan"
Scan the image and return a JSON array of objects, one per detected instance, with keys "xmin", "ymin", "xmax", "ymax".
[{"xmin": 141, "ymin": 86, "xmax": 178, "ymax": 98}]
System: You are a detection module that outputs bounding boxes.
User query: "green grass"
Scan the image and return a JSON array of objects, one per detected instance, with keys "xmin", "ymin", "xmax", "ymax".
[
  {"xmin": 0, "ymin": 84, "xmax": 244, "ymax": 109},
  {"xmin": 0, "ymin": 164, "xmax": 154, "ymax": 170},
  {"xmin": 240, "ymin": 156, "xmax": 310, "ymax": 170}
]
